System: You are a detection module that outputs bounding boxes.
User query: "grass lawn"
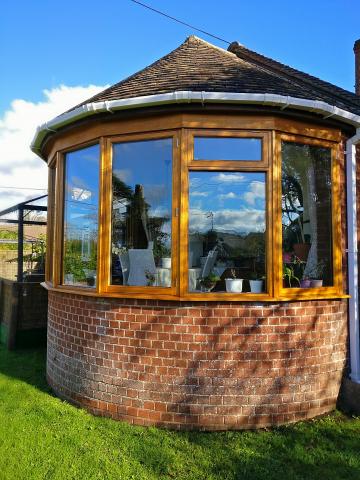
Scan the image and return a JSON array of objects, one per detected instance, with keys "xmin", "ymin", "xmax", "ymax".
[{"xmin": 1, "ymin": 346, "xmax": 360, "ymax": 480}]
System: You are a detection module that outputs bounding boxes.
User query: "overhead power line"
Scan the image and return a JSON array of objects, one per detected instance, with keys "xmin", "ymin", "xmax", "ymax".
[{"xmin": 129, "ymin": 0, "xmax": 230, "ymax": 45}]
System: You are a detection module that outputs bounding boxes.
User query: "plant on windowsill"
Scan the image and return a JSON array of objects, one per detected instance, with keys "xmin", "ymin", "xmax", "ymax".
[
  {"xmin": 159, "ymin": 246, "xmax": 171, "ymax": 269},
  {"xmin": 306, "ymin": 260, "xmax": 326, "ymax": 287},
  {"xmin": 283, "ymin": 264, "xmax": 300, "ymax": 288},
  {"xmin": 199, "ymin": 271, "xmax": 220, "ymax": 292},
  {"xmin": 145, "ymin": 269, "xmax": 156, "ymax": 287},
  {"xmin": 225, "ymin": 269, "xmax": 243, "ymax": 293},
  {"xmin": 248, "ymin": 270, "xmax": 264, "ymax": 293}
]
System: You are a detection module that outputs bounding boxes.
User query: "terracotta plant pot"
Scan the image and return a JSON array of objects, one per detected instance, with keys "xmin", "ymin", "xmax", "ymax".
[
  {"xmin": 293, "ymin": 243, "xmax": 311, "ymax": 262},
  {"xmin": 225, "ymin": 278, "xmax": 243, "ymax": 293},
  {"xmin": 310, "ymin": 279, "xmax": 323, "ymax": 288}
]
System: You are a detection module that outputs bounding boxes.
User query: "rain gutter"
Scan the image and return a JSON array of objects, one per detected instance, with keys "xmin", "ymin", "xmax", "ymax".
[{"xmin": 30, "ymin": 91, "xmax": 360, "ymax": 156}]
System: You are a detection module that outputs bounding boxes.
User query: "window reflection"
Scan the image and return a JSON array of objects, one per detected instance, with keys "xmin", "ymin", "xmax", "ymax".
[
  {"xmin": 282, "ymin": 142, "xmax": 332, "ymax": 288},
  {"xmin": 194, "ymin": 137, "xmax": 262, "ymax": 161},
  {"xmin": 111, "ymin": 138, "xmax": 173, "ymax": 287},
  {"xmin": 188, "ymin": 171, "xmax": 266, "ymax": 293},
  {"xmin": 63, "ymin": 144, "xmax": 99, "ymax": 287}
]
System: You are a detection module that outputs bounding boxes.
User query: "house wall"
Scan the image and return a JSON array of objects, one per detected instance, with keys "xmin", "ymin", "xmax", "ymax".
[{"xmin": 47, "ymin": 292, "xmax": 347, "ymax": 430}]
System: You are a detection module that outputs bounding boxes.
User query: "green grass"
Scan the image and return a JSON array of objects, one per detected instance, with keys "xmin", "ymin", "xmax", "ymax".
[{"xmin": 1, "ymin": 346, "xmax": 360, "ymax": 480}]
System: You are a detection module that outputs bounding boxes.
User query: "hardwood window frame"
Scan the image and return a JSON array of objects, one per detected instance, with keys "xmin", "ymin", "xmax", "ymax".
[
  {"xmin": 45, "ymin": 155, "xmax": 57, "ymax": 285},
  {"xmin": 100, "ymin": 130, "xmax": 181, "ymax": 298},
  {"xmin": 48, "ymin": 120, "xmax": 345, "ymax": 302},
  {"xmin": 53, "ymin": 139, "xmax": 102, "ymax": 294},
  {"xmin": 180, "ymin": 129, "xmax": 273, "ymax": 301},
  {"xmin": 274, "ymin": 132, "xmax": 343, "ymax": 300}
]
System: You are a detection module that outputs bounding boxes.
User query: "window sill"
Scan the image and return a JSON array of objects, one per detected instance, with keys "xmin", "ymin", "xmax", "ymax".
[{"xmin": 41, "ymin": 282, "xmax": 349, "ymax": 302}]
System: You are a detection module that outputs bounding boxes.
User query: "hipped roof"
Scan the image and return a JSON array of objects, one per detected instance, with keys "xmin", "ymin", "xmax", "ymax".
[
  {"xmin": 32, "ymin": 36, "xmax": 360, "ymax": 156},
  {"xmin": 71, "ymin": 35, "xmax": 360, "ymax": 116}
]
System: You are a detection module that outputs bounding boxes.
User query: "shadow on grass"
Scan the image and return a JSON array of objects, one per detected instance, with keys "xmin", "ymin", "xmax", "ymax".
[
  {"xmin": 103, "ymin": 412, "xmax": 360, "ymax": 480},
  {"xmin": 1, "ymin": 345, "xmax": 360, "ymax": 479},
  {"xmin": 0, "ymin": 344, "xmax": 50, "ymax": 394}
]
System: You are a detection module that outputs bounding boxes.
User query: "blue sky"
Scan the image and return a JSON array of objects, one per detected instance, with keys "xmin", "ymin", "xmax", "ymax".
[
  {"xmin": 0, "ymin": 0, "xmax": 359, "ymax": 210},
  {"xmin": 1, "ymin": 0, "xmax": 359, "ymax": 112}
]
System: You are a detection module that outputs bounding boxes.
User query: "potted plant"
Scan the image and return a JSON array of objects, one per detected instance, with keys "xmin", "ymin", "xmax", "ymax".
[
  {"xmin": 300, "ymin": 276, "xmax": 311, "ymax": 288},
  {"xmin": 283, "ymin": 264, "xmax": 300, "ymax": 288},
  {"xmin": 199, "ymin": 271, "xmax": 220, "ymax": 292},
  {"xmin": 307, "ymin": 260, "xmax": 326, "ymax": 287},
  {"xmin": 161, "ymin": 256, "xmax": 171, "ymax": 269},
  {"xmin": 225, "ymin": 269, "xmax": 243, "ymax": 293},
  {"xmin": 249, "ymin": 271, "xmax": 264, "ymax": 293},
  {"xmin": 145, "ymin": 269, "xmax": 156, "ymax": 286}
]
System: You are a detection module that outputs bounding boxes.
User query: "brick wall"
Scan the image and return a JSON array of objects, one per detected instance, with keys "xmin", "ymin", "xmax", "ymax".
[{"xmin": 47, "ymin": 292, "xmax": 347, "ymax": 430}]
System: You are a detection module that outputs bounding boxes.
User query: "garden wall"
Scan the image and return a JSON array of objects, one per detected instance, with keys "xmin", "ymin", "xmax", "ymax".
[
  {"xmin": 47, "ymin": 292, "xmax": 347, "ymax": 430},
  {"xmin": 0, "ymin": 278, "xmax": 48, "ymax": 348}
]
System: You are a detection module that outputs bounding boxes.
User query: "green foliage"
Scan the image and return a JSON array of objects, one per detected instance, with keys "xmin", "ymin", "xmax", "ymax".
[
  {"xmin": 0, "ymin": 230, "xmax": 22, "ymax": 251},
  {"xmin": 199, "ymin": 271, "xmax": 220, "ymax": 291},
  {"xmin": 283, "ymin": 263, "xmax": 300, "ymax": 287},
  {"xmin": 64, "ymin": 239, "xmax": 97, "ymax": 282},
  {"xmin": 1, "ymin": 345, "xmax": 360, "ymax": 479}
]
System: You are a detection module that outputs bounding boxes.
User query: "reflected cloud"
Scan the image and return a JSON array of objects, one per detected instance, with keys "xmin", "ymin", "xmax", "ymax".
[
  {"xmin": 218, "ymin": 192, "xmax": 241, "ymax": 200},
  {"xmin": 189, "ymin": 207, "xmax": 265, "ymax": 234},
  {"xmin": 113, "ymin": 168, "xmax": 132, "ymax": 183},
  {"xmin": 211, "ymin": 173, "xmax": 245, "ymax": 183},
  {"xmin": 243, "ymin": 181, "xmax": 265, "ymax": 206},
  {"xmin": 190, "ymin": 191, "xmax": 209, "ymax": 197}
]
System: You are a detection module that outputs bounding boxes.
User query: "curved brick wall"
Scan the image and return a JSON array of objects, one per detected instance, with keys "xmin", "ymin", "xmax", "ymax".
[{"xmin": 47, "ymin": 291, "xmax": 348, "ymax": 430}]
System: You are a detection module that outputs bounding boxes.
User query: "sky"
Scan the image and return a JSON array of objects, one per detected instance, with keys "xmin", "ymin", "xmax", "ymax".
[{"xmin": 0, "ymin": 0, "xmax": 359, "ymax": 212}]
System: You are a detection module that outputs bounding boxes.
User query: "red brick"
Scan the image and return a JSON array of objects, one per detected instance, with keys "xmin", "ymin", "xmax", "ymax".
[{"xmin": 47, "ymin": 292, "xmax": 347, "ymax": 431}]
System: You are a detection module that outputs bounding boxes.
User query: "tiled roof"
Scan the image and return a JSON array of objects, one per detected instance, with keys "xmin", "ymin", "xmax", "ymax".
[{"xmin": 70, "ymin": 35, "xmax": 360, "ymax": 116}]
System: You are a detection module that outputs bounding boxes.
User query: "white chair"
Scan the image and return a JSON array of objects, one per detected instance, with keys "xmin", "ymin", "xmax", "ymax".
[
  {"xmin": 118, "ymin": 251, "xmax": 130, "ymax": 285},
  {"xmin": 127, "ymin": 249, "xmax": 157, "ymax": 286},
  {"xmin": 201, "ymin": 249, "xmax": 218, "ymax": 278}
]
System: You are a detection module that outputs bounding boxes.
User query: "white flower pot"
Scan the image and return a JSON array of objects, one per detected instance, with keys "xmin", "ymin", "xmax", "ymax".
[
  {"xmin": 310, "ymin": 279, "xmax": 323, "ymax": 288},
  {"xmin": 161, "ymin": 257, "xmax": 171, "ymax": 269},
  {"xmin": 250, "ymin": 279, "xmax": 263, "ymax": 293},
  {"xmin": 225, "ymin": 278, "xmax": 243, "ymax": 293}
]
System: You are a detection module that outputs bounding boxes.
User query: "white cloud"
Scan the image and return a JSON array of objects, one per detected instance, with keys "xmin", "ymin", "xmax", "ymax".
[
  {"xmin": 243, "ymin": 181, "xmax": 265, "ymax": 206},
  {"xmin": 190, "ymin": 191, "xmax": 209, "ymax": 197},
  {"xmin": 211, "ymin": 173, "xmax": 245, "ymax": 183},
  {"xmin": 218, "ymin": 191, "xmax": 240, "ymax": 201},
  {"xmin": 0, "ymin": 84, "xmax": 107, "ymax": 212},
  {"xmin": 113, "ymin": 168, "xmax": 132, "ymax": 183}
]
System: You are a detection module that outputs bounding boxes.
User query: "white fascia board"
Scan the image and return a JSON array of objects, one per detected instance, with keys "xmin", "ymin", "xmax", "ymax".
[{"xmin": 30, "ymin": 91, "xmax": 360, "ymax": 155}]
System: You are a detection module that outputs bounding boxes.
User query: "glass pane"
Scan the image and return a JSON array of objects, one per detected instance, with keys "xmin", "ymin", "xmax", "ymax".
[
  {"xmin": 281, "ymin": 142, "xmax": 332, "ymax": 288},
  {"xmin": 111, "ymin": 138, "xmax": 173, "ymax": 287},
  {"xmin": 188, "ymin": 171, "xmax": 266, "ymax": 293},
  {"xmin": 194, "ymin": 137, "xmax": 262, "ymax": 161},
  {"xmin": 63, "ymin": 144, "xmax": 99, "ymax": 287}
]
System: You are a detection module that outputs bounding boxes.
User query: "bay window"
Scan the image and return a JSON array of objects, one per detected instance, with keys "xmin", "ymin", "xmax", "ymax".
[{"xmin": 50, "ymin": 121, "xmax": 343, "ymax": 301}]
